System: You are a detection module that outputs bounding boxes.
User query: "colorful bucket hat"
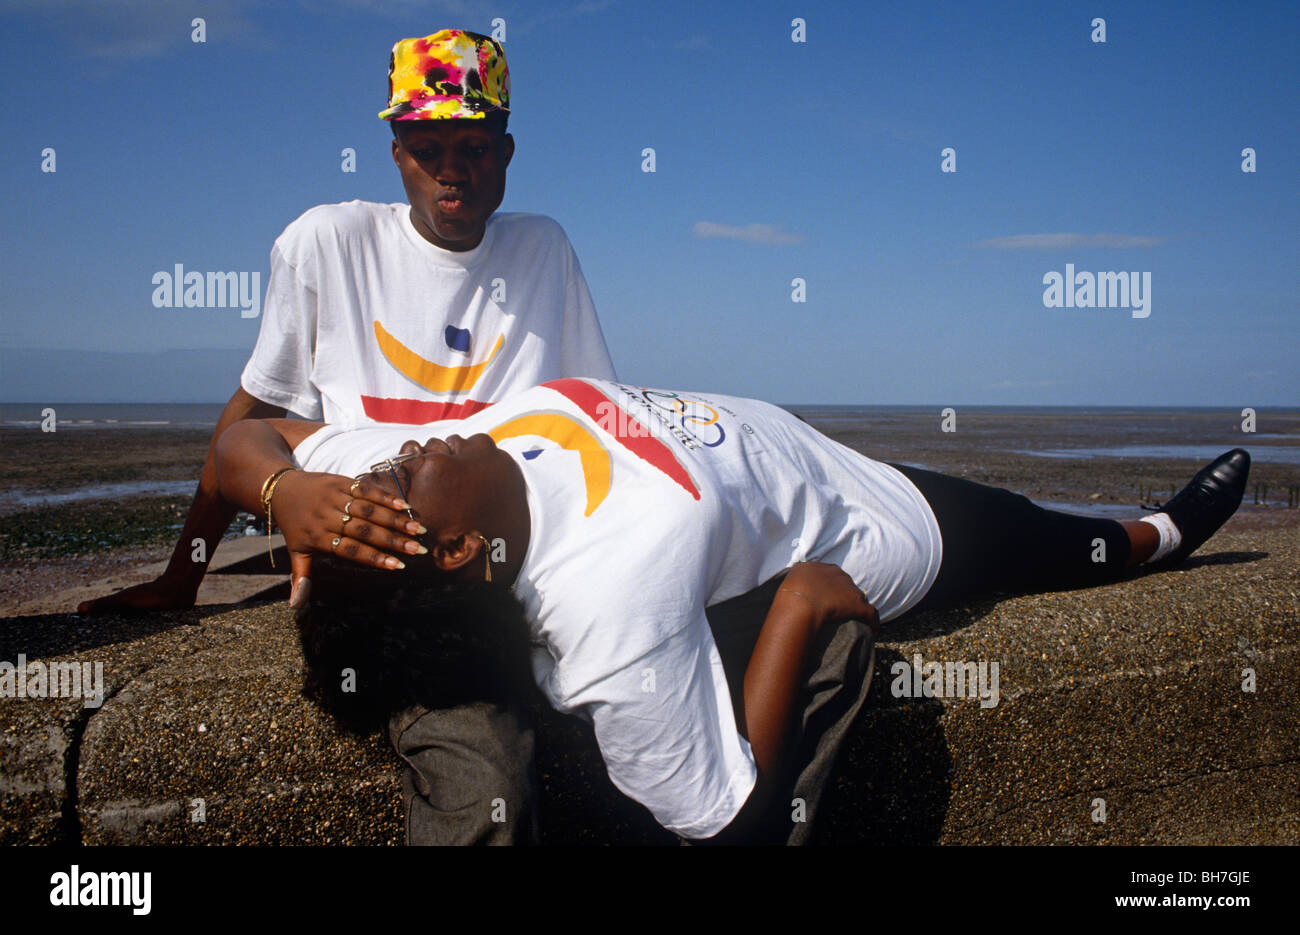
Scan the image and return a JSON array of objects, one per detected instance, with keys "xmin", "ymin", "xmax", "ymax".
[{"xmin": 379, "ymin": 29, "xmax": 510, "ymax": 121}]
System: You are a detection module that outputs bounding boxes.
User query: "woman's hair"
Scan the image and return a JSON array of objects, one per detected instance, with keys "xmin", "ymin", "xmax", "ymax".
[{"xmin": 296, "ymin": 555, "xmax": 535, "ymax": 734}]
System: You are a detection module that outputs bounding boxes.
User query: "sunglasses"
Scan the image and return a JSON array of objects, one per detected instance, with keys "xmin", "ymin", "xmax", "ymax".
[
  {"xmin": 360, "ymin": 451, "xmax": 426, "ymax": 521},
  {"xmin": 362, "ymin": 449, "xmax": 494, "ymax": 583}
]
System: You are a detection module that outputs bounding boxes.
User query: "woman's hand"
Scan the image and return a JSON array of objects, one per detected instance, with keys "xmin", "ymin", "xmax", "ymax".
[
  {"xmin": 779, "ymin": 561, "xmax": 879, "ymax": 633},
  {"xmin": 269, "ymin": 470, "xmax": 427, "ymax": 605}
]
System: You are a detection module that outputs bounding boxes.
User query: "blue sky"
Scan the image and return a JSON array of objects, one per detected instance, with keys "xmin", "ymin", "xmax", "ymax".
[{"xmin": 1, "ymin": 0, "xmax": 1295, "ymax": 405}]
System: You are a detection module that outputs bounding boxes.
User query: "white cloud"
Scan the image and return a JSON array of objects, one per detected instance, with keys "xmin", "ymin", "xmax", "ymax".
[
  {"xmin": 990, "ymin": 379, "xmax": 1058, "ymax": 389},
  {"xmin": 1, "ymin": 0, "xmax": 263, "ymax": 59},
  {"xmin": 692, "ymin": 221, "xmax": 803, "ymax": 245},
  {"xmin": 674, "ymin": 34, "xmax": 711, "ymax": 51},
  {"xmin": 972, "ymin": 233, "xmax": 1170, "ymax": 250}
]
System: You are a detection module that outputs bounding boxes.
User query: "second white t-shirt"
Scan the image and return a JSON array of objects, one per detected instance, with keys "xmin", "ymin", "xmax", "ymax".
[{"xmin": 293, "ymin": 378, "xmax": 942, "ymax": 838}]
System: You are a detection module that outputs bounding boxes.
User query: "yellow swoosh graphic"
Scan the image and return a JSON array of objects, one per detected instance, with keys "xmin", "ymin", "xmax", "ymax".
[
  {"xmin": 374, "ymin": 320, "xmax": 504, "ymax": 393},
  {"xmin": 489, "ymin": 412, "xmax": 611, "ymax": 517}
]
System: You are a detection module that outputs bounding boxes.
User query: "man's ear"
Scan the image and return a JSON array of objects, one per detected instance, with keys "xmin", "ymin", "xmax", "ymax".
[
  {"xmin": 431, "ymin": 532, "xmax": 481, "ymax": 575},
  {"xmin": 502, "ymin": 133, "xmax": 514, "ymax": 169},
  {"xmin": 392, "ymin": 135, "xmax": 402, "ymax": 168}
]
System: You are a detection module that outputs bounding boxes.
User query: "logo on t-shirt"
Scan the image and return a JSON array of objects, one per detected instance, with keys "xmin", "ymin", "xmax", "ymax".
[
  {"xmin": 628, "ymin": 388, "xmax": 733, "ymax": 449},
  {"xmin": 373, "ymin": 319, "xmax": 504, "ymax": 393},
  {"xmin": 361, "ymin": 320, "xmax": 504, "ymax": 423},
  {"xmin": 489, "ymin": 410, "xmax": 612, "ymax": 517},
  {"xmin": 541, "ymin": 380, "xmax": 702, "ymax": 502}
]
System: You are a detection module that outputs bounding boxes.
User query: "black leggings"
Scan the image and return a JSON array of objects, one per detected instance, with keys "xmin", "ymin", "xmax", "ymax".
[{"xmin": 888, "ymin": 463, "xmax": 1133, "ymax": 612}]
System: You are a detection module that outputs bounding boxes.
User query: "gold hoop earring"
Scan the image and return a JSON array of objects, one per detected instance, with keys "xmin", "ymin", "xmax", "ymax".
[{"xmin": 477, "ymin": 534, "xmax": 493, "ymax": 583}]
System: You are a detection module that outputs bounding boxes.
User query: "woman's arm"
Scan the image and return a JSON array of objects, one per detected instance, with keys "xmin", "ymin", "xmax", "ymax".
[
  {"xmin": 698, "ymin": 563, "xmax": 876, "ymax": 843},
  {"xmin": 213, "ymin": 418, "xmax": 427, "ymax": 574},
  {"xmin": 213, "ymin": 418, "xmax": 317, "ymax": 514},
  {"xmin": 741, "ymin": 562, "xmax": 877, "ymax": 778}
]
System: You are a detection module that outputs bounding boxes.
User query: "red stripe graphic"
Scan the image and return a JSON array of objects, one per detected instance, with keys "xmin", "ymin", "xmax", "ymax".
[
  {"xmin": 542, "ymin": 379, "xmax": 700, "ymax": 500},
  {"xmin": 360, "ymin": 395, "xmax": 494, "ymax": 424}
]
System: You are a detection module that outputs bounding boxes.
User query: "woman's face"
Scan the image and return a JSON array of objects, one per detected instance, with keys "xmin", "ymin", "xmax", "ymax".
[{"xmin": 381, "ymin": 433, "xmax": 521, "ymax": 538}]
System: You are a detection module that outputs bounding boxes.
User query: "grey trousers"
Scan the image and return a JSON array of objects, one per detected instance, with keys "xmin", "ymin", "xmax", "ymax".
[
  {"xmin": 387, "ymin": 575, "xmax": 876, "ymax": 845},
  {"xmin": 704, "ymin": 575, "xmax": 877, "ymax": 845},
  {"xmin": 783, "ymin": 617, "xmax": 875, "ymax": 844},
  {"xmin": 387, "ymin": 701, "xmax": 539, "ymax": 845}
]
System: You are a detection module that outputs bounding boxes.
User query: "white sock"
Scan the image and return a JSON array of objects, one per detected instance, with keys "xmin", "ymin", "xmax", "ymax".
[{"xmin": 1139, "ymin": 512, "xmax": 1182, "ymax": 562}]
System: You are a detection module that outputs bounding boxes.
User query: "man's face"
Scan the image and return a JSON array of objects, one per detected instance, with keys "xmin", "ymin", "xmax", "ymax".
[{"xmin": 391, "ymin": 118, "xmax": 514, "ymax": 251}]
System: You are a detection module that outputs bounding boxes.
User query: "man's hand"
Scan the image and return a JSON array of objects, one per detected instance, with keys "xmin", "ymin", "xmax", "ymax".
[
  {"xmin": 779, "ymin": 561, "xmax": 879, "ymax": 633},
  {"xmin": 272, "ymin": 470, "xmax": 427, "ymax": 606},
  {"xmin": 77, "ymin": 387, "xmax": 287, "ymax": 616}
]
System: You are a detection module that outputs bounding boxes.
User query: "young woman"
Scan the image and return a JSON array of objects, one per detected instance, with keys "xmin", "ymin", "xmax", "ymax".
[{"xmin": 215, "ymin": 377, "xmax": 1250, "ymax": 841}]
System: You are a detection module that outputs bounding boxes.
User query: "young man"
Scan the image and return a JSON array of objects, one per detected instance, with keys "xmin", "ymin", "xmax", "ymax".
[
  {"xmin": 79, "ymin": 29, "xmax": 615, "ymax": 614},
  {"xmin": 214, "ymin": 377, "xmax": 1250, "ymax": 843},
  {"xmin": 79, "ymin": 29, "xmax": 617, "ymax": 846}
]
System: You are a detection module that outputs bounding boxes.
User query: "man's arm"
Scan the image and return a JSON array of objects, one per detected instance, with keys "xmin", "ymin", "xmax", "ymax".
[{"xmin": 77, "ymin": 387, "xmax": 285, "ymax": 614}]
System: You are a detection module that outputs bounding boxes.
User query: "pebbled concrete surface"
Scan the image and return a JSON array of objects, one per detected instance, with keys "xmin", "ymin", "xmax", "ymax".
[{"xmin": 1, "ymin": 527, "xmax": 1296, "ymax": 845}]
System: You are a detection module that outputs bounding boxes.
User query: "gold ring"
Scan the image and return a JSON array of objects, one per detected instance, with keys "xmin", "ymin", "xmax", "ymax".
[
  {"xmin": 340, "ymin": 514, "xmax": 351, "ymax": 526},
  {"xmin": 349, "ymin": 478, "xmax": 363, "ymax": 496}
]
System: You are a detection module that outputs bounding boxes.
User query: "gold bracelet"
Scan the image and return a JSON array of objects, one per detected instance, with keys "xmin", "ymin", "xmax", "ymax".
[
  {"xmin": 260, "ymin": 467, "xmax": 295, "ymax": 569},
  {"xmin": 259, "ymin": 466, "xmax": 294, "ymax": 513}
]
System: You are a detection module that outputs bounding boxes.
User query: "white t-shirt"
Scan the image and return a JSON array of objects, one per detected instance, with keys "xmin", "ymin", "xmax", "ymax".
[
  {"xmin": 292, "ymin": 378, "xmax": 942, "ymax": 838},
  {"xmin": 242, "ymin": 201, "xmax": 616, "ymax": 428}
]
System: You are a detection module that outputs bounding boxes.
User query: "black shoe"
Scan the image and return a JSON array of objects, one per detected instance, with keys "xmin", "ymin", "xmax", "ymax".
[{"xmin": 1151, "ymin": 448, "xmax": 1251, "ymax": 567}]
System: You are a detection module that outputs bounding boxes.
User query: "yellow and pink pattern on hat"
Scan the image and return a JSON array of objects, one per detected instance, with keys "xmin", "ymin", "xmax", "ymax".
[{"xmin": 379, "ymin": 29, "xmax": 510, "ymax": 121}]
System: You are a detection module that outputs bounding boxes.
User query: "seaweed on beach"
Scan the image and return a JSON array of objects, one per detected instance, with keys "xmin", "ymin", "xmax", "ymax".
[
  {"xmin": 0, "ymin": 427, "xmax": 208, "ymax": 493},
  {"xmin": 0, "ymin": 496, "xmax": 195, "ymax": 560}
]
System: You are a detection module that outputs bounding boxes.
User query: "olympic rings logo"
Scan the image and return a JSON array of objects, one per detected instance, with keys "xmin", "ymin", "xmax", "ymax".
[{"xmin": 641, "ymin": 390, "xmax": 726, "ymax": 447}]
